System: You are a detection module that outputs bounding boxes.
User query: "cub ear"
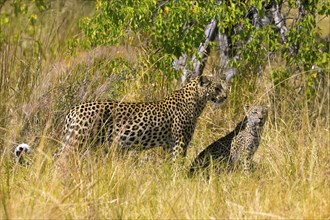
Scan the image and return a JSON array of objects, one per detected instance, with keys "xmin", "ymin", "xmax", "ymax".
[
  {"xmin": 243, "ymin": 104, "xmax": 250, "ymax": 114},
  {"xmin": 199, "ymin": 76, "xmax": 211, "ymax": 87}
]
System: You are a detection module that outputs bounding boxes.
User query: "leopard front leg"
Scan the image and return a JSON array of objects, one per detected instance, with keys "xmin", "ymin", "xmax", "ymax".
[
  {"xmin": 242, "ymin": 150, "xmax": 254, "ymax": 174},
  {"xmin": 169, "ymin": 116, "xmax": 195, "ymax": 162},
  {"xmin": 171, "ymin": 129, "xmax": 192, "ymax": 162},
  {"xmin": 172, "ymin": 138, "xmax": 188, "ymax": 161}
]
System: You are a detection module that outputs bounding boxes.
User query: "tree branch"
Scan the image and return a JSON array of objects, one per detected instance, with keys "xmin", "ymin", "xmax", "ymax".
[{"xmin": 174, "ymin": 18, "xmax": 218, "ymax": 85}]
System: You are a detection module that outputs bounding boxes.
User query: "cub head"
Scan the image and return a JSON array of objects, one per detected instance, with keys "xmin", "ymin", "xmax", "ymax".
[
  {"xmin": 244, "ymin": 105, "xmax": 268, "ymax": 129},
  {"xmin": 197, "ymin": 75, "xmax": 228, "ymax": 105}
]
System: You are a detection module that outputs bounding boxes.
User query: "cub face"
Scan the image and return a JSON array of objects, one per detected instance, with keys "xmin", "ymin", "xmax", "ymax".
[{"xmin": 245, "ymin": 105, "xmax": 268, "ymax": 129}]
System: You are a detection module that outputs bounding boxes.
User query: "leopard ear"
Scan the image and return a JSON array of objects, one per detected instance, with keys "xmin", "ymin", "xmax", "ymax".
[
  {"xmin": 199, "ymin": 76, "xmax": 211, "ymax": 87},
  {"xmin": 244, "ymin": 104, "xmax": 249, "ymax": 115},
  {"xmin": 265, "ymin": 104, "xmax": 270, "ymax": 112}
]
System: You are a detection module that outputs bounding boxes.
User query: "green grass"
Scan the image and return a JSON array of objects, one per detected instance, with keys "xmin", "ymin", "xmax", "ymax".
[{"xmin": 0, "ymin": 1, "xmax": 329, "ymax": 219}]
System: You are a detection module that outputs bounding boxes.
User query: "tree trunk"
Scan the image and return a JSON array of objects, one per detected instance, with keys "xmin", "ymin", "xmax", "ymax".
[{"xmin": 176, "ymin": 1, "xmax": 290, "ymax": 84}]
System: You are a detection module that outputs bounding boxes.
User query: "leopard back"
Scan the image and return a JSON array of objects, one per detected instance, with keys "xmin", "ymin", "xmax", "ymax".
[{"xmin": 58, "ymin": 76, "xmax": 227, "ymax": 160}]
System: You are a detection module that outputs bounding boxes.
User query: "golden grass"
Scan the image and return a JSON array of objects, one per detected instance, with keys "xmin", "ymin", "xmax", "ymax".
[
  {"xmin": 0, "ymin": 1, "xmax": 329, "ymax": 219},
  {"xmin": 1, "ymin": 120, "xmax": 329, "ymax": 219}
]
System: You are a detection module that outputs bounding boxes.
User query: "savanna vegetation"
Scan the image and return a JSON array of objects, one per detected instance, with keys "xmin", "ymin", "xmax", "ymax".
[{"xmin": 0, "ymin": 0, "xmax": 329, "ymax": 219}]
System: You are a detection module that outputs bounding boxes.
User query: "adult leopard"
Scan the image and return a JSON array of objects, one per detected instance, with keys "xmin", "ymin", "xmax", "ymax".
[{"xmin": 58, "ymin": 76, "xmax": 227, "ymax": 161}]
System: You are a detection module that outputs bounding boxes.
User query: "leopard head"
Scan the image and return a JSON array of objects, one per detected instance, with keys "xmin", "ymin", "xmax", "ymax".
[
  {"xmin": 244, "ymin": 105, "xmax": 268, "ymax": 129},
  {"xmin": 198, "ymin": 76, "xmax": 228, "ymax": 105}
]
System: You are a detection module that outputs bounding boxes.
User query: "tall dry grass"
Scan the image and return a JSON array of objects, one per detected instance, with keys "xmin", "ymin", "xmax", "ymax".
[{"xmin": 0, "ymin": 1, "xmax": 329, "ymax": 219}]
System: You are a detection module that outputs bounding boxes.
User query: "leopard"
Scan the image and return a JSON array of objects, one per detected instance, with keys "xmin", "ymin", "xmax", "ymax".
[
  {"xmin": 189, "ymin": 105, "xmax": 268, "ymax": 176},
  {"xmin": 57, "ymin": 76, "xmax": 227, "ymax": 161}
]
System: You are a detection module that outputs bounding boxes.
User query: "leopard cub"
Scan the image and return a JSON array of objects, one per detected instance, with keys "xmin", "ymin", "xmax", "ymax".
[{"xmin": 189, "ymin": 105, "xmax": 268, "ymax": 176}]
